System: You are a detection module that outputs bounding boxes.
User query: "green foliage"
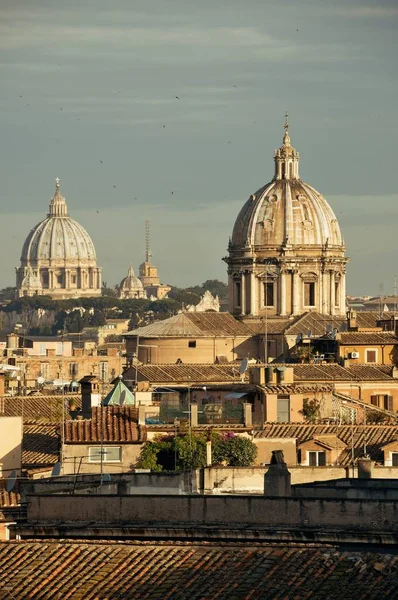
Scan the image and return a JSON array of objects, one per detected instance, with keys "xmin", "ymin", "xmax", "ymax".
[
  {"xmin": 212, "ymin": 433, "xmax": 258, "ymax": 467},
  {"xmin": 0, "ymin": 287, "xmax": 17, "ymax": 303},
  {"xmin": 137, "ymin": 431, "xmax": 257, "ymax": 471},
  {"xmin": 299, "ymin": 398, "xmax": 321, "ymax": 423},
  {"xmin": 289, "ymin": 345, "xmax": 315, "ymax": 363}
]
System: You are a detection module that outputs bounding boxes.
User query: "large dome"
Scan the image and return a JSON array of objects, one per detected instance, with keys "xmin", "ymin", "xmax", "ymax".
[
  {"xmin": 16, "ymin": 179, "xmax": 102, "ymax": 299},
  {"xmin": 21, "ymin": 215, "xmax": 97, "ymax": 263},
  {"xmin": 225, "ymin": 115, "xmax": 347, "ymax": 318},
  {"xmin": 232, "ymin": 179, "xmax": 343, "ymax": 249}
]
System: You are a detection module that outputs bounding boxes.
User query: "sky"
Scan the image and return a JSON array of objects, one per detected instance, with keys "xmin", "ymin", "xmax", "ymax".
[{"xmin": 0, "ymin": 0, "xmax": 397, "ymax": 296}]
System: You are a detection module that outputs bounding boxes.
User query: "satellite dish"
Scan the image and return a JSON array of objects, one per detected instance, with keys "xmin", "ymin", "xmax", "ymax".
[
  {"xmin": 102, "ymin": 473, "xmax": 111, "ymax": 483},
  {"xmin": 51, "ymin": 462, "xmax": 62, "ymax": 477},
  {"xmin": 326, "ymin": 324, "xmax": 333, "ymax": 334},
  {"xmin": 37, "ymin": 376, "xmax": 45, "ymax": 385},
  {"xmin": 307, "ymin": 330, "xmax": 312, "ymax": 338},
  {"xmin": 6, "ymin": 470, "xmax": 17, "ymax": 493},
  {"xmin": 239, "ymin": 357, "xmax": 249, "ymax": 375},
  {"xmin": 296, "ymin": 333, "xmax": 302, "ymax": 344}
]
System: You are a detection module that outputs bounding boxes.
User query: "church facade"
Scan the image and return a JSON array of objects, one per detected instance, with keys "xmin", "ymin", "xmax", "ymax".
[
  {"xmin": 224, "ymin": 115, "xmax": 347, "ymax": 317},
  {"xmin": 16, "ymin": 180, "xmax": 102, "ymax": 299}
]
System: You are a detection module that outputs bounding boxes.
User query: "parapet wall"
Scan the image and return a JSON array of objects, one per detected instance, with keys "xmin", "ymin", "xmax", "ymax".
[{"xmin": 27, "ymin": 494, "xmax": 398, "ymax": 533}]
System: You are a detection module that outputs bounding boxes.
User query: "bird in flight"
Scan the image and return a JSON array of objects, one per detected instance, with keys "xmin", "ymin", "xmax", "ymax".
[
  {"xmin": 100, "ymin": 160, "xmax": 103, "ymax": 164},
  {"xmin": 113, "ymin": 185, "xmax": 116, "ymax": 188},
  {"xmin": 96, "ymin": 210, "xmax": 99, "ymax": 214},
  {"xmin": 175, "ymin": 96, "xmax": 180, "ymax": 100}
]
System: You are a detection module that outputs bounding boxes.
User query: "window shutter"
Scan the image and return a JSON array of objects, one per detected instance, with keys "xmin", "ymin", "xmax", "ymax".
[
  {"xmin": 309, "ymin": 451, "xmax": 317, "ymax": 466},
  {"xmin": 318, "ymin": 452, "xmax": 326, "ymax": 466},
  {"xmin": 388, "ymin": 396, "xmax": 394, "ymax": 411},
  {"xmin": 370, "ymin": 395, "xmax": 378, "ymax": 407}
]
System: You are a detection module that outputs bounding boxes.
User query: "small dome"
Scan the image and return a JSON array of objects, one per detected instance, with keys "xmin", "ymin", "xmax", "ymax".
[
  {"xmin": 21, "ymin": 180, "xmax": 96, "ymax": 263},
  {"xmin": 118, "ymin": 266, "xmax": 146, "ymax": 299}
]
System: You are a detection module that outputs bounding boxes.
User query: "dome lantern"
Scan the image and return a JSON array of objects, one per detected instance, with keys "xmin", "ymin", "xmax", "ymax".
[
  {"xmin": 273, "ymin": 113, "xmax": 300, "ymax": 181},
  {"xmin": 48, "ymin": 178, "xmax": 68, "ymax": 217}
]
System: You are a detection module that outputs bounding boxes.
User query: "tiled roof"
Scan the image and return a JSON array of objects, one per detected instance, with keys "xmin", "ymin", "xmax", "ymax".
[
  {"xmin": 0, "ymin": 395, "xmax": 81, "ymax": 421},
  {"xmin": 64, "ymin": 407, "xmax": 146, "ymax": 443},
  {"xmin": 254, "ymin": 424, "xmax": 398, "ymax": 466},
  {"xmin": 126, "ymin": 312, "xmax": 252, "ymax": 338},
  {"xmin": 133, "ymin": 364, "xmax": 248, "ymax": 384},
  {"xmin": 22, "ymin": 422, "xmax": 60, "ymax": 468},
  {"xmin": 291, "ymin": 363, "xmax": 394, "ymax": 381},
  {"xmin": 339, "ymin": 332, "xmax": 398, "ymax": 344},
  {"xmin": 0, "ymin": 479, "xmax": 20, "ymax": 509},
  {"xmin": 261, "ymin": 384, "xmax": 333, "ymax": 394},
  {"xmin": 0, "ymin": 541, "xmax": 397, "ymax": 598},
  {"xmin": 244, "ymin": 317, "xmax": 294, "ymax": 334},
  {"xmin": 285, "ymin": 312, "xmax": 345, "ymax": 336}
]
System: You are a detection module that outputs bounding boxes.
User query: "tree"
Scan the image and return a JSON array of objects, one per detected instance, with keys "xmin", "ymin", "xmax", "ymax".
[
  {"xmin": 137, "ymin": 432, "xmax": 257, "ymax": 471},
  {"xmin": 299, "ymin": 398, "xmax": 321, "ymax": 423}
]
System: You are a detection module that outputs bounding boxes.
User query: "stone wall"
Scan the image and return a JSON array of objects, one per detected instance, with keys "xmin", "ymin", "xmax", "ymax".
[{"xmin": 26, "ymin": 494, "xmax": 398, "ymax": 534}]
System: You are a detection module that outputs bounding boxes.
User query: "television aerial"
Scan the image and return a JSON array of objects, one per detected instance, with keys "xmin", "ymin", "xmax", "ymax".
[{"xmin": 6, "ymin": 469, "xmax": 17, "ymax": 493}]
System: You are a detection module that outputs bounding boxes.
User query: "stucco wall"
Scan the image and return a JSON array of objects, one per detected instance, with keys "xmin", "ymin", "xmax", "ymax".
[
  {"xmin": 62, "ymin": 444, "xmax": 141, "ymax": 475},
  {"xmin": 0, "ymin": 417, "xmax": 22, "ymax": 475}
]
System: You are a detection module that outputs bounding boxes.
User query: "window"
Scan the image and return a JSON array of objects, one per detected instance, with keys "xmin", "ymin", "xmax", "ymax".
[
  {"xmin": 304, "ymin": 282, "xmax": 315, "ymax": 306},
  {"xmin": 71, "ymin": 275, "xmax": 76, "ymax": 284},
  {"xmin": 335, "ymin": 282, "xmax": 340, "ymax": 306},
  {"xmin": 56, "ymin": 342, "xmax": 63, "ymax": 355},
  {"xmin": 235, "ymin": 281, "xmax": 241, "ymax": 307},
  {"xmin": 366, "ymin": 349, "xmax": 377, "ymax": 363},
  {"xmin": 392, "ymin": 453, "xmax": 398, "ymax": 467},
  {"xmin": 264, "ymin": 282, "xmax": 274, "ymax": 307},
  {"xmin": 69, "ymin": 362, "xmax": 78, "ymax": 378},
  {"xmin": 99, "ymin": 361, "xmax": 109, "ymax": 381},
  {"xmin": 308, "ymin": 451, "xmax": 326, "ymax": 466},
  {"xmin": 370, "ymin": 394, "xmax": 393, "ymax": 410},
  {"xmin": 40, "ymin": 363, "xmax": 49, "ymax": 379},
  {"xmin": 188, "ymin": 340, "xmax": 196, "ymax": 348},
  {"xmin": 277, "ymin": 397, "xmax": 290, "ymax": 422},
  {"xmin": 88, "ymin": 446, "xmax": 122, "ymax": 463}
]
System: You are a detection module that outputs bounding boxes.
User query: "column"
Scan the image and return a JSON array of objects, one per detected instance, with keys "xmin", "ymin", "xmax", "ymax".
[
  {"xmin": 250, "ymin": 272, "xmax": 257, "ymax": 316},
  {"xmin": 292, "ymin": 270, "xmax": 299, "ymax": 315},
  {"xmin": 279, "ymin": 271, "xmax": 287, "ymax": 316},
  {"xmin": 329, "ymin": 271, "xmax": 335, "ymax": 316},
  {"xmin": 49, "ymin": 270, "xmax": 54, "ymax": 290},
  {"xmin": 340, "ymin": 272, "xmax": 346, "ymax": 315},
  {"xmin": 241, "ymin": 272, "xmax": 246, "ymax": 315}
]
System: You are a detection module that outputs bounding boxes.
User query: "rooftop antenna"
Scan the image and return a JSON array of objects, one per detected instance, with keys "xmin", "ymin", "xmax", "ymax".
[{"xmin": 145, "ymin": 219, "xmax": 152, "ymax": 263}]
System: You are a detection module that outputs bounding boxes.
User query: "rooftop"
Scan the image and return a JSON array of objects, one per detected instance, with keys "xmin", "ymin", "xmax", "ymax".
[
  {"xmin": 126, "ymin": 312, "xmax": 253, "ymax": 338},
  {"xmin": 254, "ymin": 424, "xmax": 398, "ymax": 465},
  {"xmin": 64, "ymin": 406, "xmax": 146, "ymax": 443},
  {"xmin": 0, "ymin": 541, "xmax": 396, "ymax": 598},
  {"xmin": 132, "ymin": 363, "xmax": 248, "ymax": 384}
]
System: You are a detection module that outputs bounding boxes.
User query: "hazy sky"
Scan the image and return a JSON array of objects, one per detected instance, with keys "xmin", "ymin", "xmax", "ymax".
[{"xmin": 1, "ymin": 0, "xmax": 397, "ymax": 295}]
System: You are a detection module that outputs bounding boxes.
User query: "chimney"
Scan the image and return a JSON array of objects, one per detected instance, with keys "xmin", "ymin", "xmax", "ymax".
[
  {"xmin": 264, "ymin": 450, "xmax": 291, "ymax": 497},
  {"xmin": 6, "ymin": 333, "xmax": 19, "ymax": 350},
  {"xmin": 80, "ymin": 376, "xmax": 101, "ymax": 418},
  {"xmin": 347, "ymin": 309, "xmax": 357, "ymax": 331},
  {"xmin": 357, "ymin": 457, "xmax": 375, "ymax": 479}
]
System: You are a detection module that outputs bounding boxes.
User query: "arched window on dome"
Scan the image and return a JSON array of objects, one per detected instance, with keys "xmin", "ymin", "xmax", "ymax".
[{"xmin": 304, "ymin": 282, "xmax": 315, "ymax": 307}]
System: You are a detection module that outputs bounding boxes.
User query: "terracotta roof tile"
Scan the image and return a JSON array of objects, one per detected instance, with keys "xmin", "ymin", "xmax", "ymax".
[
  {"xmin": 134, "ymin": 364, "xmax": 247, "ymax": 384},
  {"xmin": 339, "ymin": 332, "xmax": 398, "ymax": 345},
  {"xmin": 291, "ymin": 363, "xmax": 394, "ymax": 381},
  {"xmin": 0, "ymin": 479, "xmax": 20, "ymax": 509},
  {"xmin": 22, "ymin": 422, "xmax": 60, "ymax": 468},
  {"xmin": 64, "ymin": 407, "xmax": 147, "ymax": 444},
  {"xmin": 0, "ymin": 395, "xmax": 81, "ymax": 421},
  {"xmin": 0, "ymin": 541, "xmax": 397, "ymax": 598},
  {"xmin": 127, "ymin": 312, "xmax": 252, "ymax": 338},
  {"xmin": 254, "ymin": 424, "xmax": 398, "ymax": 465}
]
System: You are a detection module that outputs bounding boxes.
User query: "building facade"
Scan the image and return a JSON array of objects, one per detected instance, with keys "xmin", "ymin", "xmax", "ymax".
[
  {"xmin": 16, "ymin": 179, "xmax": 102, "ymax": 299},
  {"xmin": 224, "ymin": 115, "xmax": 347, "ymax": 318}
]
